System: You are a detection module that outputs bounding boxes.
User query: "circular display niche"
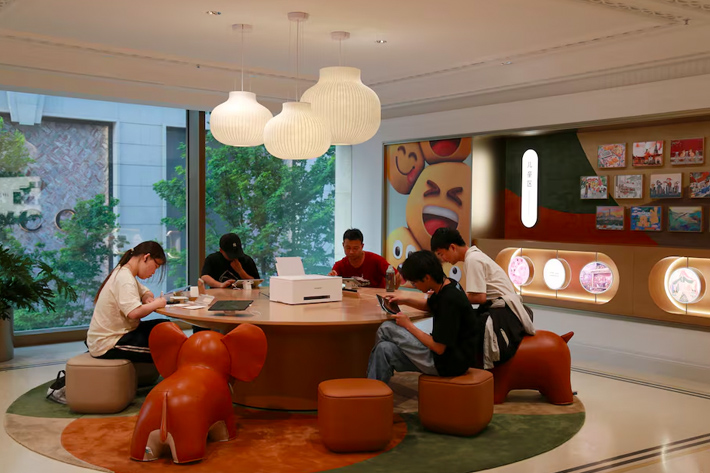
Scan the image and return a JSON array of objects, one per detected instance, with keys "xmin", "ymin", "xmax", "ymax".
[
  {"xmin": 667, "ymin": 267, "xmax": 705, "ymax": 304},
  {"xmin": 543, "ymin": 258, "xmax": 571, "ymax": 290},
  {"xmin": 508, "ymin": 255, "xmax": 534, "ymax": 286},
  {"xmin": 579, "ymin": 261, "xmax": 613, "ymax": 295}
]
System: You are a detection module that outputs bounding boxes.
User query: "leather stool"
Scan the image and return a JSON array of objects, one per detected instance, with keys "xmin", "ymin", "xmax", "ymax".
[
  {"xmin": 318, "ymin": 378, "xmax": 393, "ymax": 453},
  {"xmin": 65, "ymin": 353, "xmax": 136, "ymax": 414},
  {"xmin": 418, "ymin": 368, "xmax": 493, "ymax": 436}
]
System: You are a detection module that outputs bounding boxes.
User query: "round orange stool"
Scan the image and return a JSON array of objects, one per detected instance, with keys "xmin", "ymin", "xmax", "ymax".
[
  {"xmin": 318, "ymin": 378, "xmax": 393, "ymax": 453},
  {"xmin": 418, "ymin": 368, "xmax": 493, "ymax": 436}
]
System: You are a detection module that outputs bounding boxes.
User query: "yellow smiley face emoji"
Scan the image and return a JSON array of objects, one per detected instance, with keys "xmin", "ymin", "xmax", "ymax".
[
  {"xmin": 405, "ymin": 162, "xmax": 471, "ymax": 251},
  {"xmin": 386, "ymin": 227, "xmax": 420, "ymax": 273},
  {"xmin": 385, "ymin": 142, "xmax": 426, "ymax": 194},
  {"xmin": 421, "ymin": 137, "xmax": 472, "ymax": 164},
  {"xmin": 442, "ymin": 261, "xmax": 466, "ymax": 290}
]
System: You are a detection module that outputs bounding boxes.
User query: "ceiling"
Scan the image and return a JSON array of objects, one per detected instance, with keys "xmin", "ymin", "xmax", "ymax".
[{"xmin": 0, "ymin": 0, "xmax": 709, "ymax": 118}]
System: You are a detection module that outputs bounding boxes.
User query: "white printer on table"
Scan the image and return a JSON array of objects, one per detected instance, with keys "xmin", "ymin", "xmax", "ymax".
[{"xmin": 269, "ymin": 257, "xmax": 342, "ymax": 305}]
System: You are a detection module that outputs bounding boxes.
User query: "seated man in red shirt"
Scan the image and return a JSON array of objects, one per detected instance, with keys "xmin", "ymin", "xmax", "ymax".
[{"xmin": 328, "ymin": 228, "xmax": 401, "ymax": 289}]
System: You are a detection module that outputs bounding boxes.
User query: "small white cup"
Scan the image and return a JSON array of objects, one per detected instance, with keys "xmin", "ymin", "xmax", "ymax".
[{"xmin": 189, "ymin": 286, "xmax": 199, "ymax": 298}]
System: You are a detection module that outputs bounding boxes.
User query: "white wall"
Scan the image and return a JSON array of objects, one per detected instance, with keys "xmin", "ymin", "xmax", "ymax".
[{"xmin": 351, "ymin": 73, "xmax": 710, "ymax": 384}]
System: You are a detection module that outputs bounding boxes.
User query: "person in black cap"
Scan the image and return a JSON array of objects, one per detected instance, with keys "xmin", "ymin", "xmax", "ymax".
[{"xmin": 200, "ymin": 233, "xmax": 260, "ymax": 288}]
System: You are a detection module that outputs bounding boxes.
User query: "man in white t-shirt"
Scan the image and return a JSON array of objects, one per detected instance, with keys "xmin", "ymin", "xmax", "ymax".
[{"xmin": 430, "ymin": 228, "xmax": 535, "ymax": 368}]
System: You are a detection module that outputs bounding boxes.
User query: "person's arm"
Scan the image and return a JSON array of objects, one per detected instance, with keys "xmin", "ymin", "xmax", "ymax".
[
  {"xmin": 230, "ymin": 258, "xmax": 256, "ymax": 280},
  {"xmin": 464, "ymin": 252, "xmax": 488, "ymax": 305},
  {"xmin": 329, "ymin": 259, "xmax": 343, "ymax": 276},
  {"xmin": 116, "ymin": 276, "xmax": 166, "ymax": 320},
  {"xmin": 467, "ymin": 292, "xmax": 487, "ymax": 304},
  {"xmin": 201, "ymin": 274, "xmax": 234, "ymax": 288},
  {"xmin": 392, "ymin": 313, "xmax": 446, "ymax": 355},
  {"xmin": 127, "ymin": 297, "xmax": 167, "ymax": 320},
  {"xmin": 141, "ymin": 291, "xmax": 155, "ymax": 304},
  {"xmin": 386, "ymin": 293, "xmax": 430, "ymax": 311}
]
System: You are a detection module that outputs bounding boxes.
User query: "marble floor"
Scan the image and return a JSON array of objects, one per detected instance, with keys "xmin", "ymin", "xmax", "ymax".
[{"xmin": 1, "ymin": 342, "xmax": 709, "ymax": 473}]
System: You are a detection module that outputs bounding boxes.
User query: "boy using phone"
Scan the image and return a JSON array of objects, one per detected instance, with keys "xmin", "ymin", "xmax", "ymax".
[{"xmin": 366, "ymin": 250, "xmax": 481, "ymax": 383}]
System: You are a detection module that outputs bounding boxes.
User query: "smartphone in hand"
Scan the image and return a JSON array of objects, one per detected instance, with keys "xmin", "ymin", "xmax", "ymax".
[{"xmin": 377, "ymin": 294, "xmax": 401, "ymax": 316}]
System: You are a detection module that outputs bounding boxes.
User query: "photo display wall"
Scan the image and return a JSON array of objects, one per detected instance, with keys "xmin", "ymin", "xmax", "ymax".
[
  {"xmin": 383, "ymin": 138, "xmax": 472, "ymax": 286},
  {"xmin": 505, "ymin": 119, "xmax": 710, "ymax": 248}
]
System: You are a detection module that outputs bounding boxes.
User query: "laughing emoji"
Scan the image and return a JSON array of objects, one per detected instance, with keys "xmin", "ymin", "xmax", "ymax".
[
  {"xmin": 386, "ymin": 142, "xmax": 426, "ymax": 194},
  {"xmin": 420, "ymin": 137, "xmax": 472, "ymax": 164},
  {"xmin": 405, "ymin": 162, "xmax": 471, "ymax": 251}
]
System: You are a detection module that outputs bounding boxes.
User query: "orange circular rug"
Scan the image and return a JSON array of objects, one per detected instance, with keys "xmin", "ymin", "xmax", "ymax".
[{"xmin": 60, "ymin": 407, "xmax": 408, "ymax": 472}]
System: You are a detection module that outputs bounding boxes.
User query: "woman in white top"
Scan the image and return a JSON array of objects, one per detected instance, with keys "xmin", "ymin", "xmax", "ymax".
[{"xmin": 86, "ymin": 241, "xmax": 168, "ymax": 363}]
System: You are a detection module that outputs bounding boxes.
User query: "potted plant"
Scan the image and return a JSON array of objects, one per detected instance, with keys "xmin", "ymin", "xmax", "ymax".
[{"xmin": 0, "ymin": 244, "xmax": 76, "ymax": 362}]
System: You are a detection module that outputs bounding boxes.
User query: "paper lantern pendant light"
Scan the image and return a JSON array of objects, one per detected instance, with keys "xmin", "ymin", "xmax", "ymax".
[
  {"xmin": 301, "ymin": 66, "xmax": 381, "ymax": 145},
  {"xmin": 264, "ymin": 12, "xmax": 331, "ymax": 160},
  {"xmin": 210, "ymin": 24, "xmax": 272, "ymax": 147},
  {"xmin": 264, "ymin": 102, "xmax": 331, "ymax": 160},
  {"xmin": 211, "ymin": 91, "xmax": 273, "ymax": 147}
]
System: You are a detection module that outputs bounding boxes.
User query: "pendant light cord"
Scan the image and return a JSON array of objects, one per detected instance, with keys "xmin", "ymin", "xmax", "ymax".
[
  {"xmin": 296, "ymin": 19, "xmax": 301, "ymax": 98},
  {"xmin": 240, "ymin": 26, "xmax": 244, "ymax": 91}
]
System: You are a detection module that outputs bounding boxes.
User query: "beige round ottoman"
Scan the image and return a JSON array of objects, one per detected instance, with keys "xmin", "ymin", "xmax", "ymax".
[
  {"xmin": 418, "ymin": 368, "xmax": 494, "ymax": 436},
  {"xmin": 318, "ymin": 378, "xmax": 393, "ymax": 453},
  {"xmin": 66, "ymin": 353, "xmax": 136, "ymax": 414}
]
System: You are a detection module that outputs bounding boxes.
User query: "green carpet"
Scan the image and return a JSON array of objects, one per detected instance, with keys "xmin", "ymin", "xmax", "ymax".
[{"xmin": 5, "ymin": 377, "xmax": 585, "ymax": 472}]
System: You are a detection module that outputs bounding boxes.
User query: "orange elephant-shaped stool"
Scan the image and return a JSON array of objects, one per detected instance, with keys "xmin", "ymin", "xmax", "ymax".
[
  {"xmin": 490, "ymin": 330, "xmax": 574, "ymax": 405},
  {"xmin": 130, "ymin": 322, "xmax": 267, "ymax": 463}
]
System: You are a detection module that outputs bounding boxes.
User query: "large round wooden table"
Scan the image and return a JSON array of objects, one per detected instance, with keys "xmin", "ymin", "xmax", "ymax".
[{"xmin": 158, "ymin": 287, "xmax": 429, "ymax": 410}]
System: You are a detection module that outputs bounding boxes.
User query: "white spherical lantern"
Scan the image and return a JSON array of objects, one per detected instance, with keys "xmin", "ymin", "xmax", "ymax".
[
  {"xmin": 264, "ymin": 102, "xmax": 331, "ymax": 160},
  {"xmin": 300, "ymin": 66, "xmax": 381, "ymax": 145},
  {"xmin": 210, "ymin": 91, "xmax": 273, "ymax": 147}
]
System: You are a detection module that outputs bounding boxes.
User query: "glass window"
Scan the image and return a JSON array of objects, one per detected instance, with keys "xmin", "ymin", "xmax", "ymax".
[
  {"xmin": 0, "ymin": 92, "xmax": 186, "ymax": 331},
  {"xmin": 188, "ymin": 115, "xmax": 335, "ymax": 284}
]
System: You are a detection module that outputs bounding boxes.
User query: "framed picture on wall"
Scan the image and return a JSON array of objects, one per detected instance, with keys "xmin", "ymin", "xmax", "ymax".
[
  {"xmin": 614, "ymin": 174, "xmax": 643, "ymax": 199},
  {"xmin": 690, "ymin": 172, "xmax": 710, "ymax": 198},
  {"xmin": 597, "ymin": 143, "xmax": 626, "ymax": 168},
  {"xmin": 580, "ymin": 176, "xmax": 608, "ymax": 199},
  {"xmin": 668, "ymin": 206, "xmax": 702, "ymax": 232},
  {"xmin": 649, "ymin": 173, "xmax": 682, "ymax": 199},
  {"xmin": 630, "ymin": 206, "xmax": 662, "ymax": 231},
  {"xmin": 596, "ymin": 206, "xmax": 624, "ymax": 230},
  {"xmin": 632, "ymin": 141, "xmax": 663, "ymax": 167},
  {"xmin": 670, "ymin": 138, "xmax": 704, "ymax": 165}
]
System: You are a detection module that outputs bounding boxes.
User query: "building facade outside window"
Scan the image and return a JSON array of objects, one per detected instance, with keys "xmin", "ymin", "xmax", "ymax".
[{"xmin": 0, "ymin": 91, "xmax": 186, "ymax": 331}]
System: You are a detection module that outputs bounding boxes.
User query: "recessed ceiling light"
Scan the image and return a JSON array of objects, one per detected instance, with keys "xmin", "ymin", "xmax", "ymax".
[
  {"xmin": 375, "ymin": 39, "xmax": 387, "ymax": 44},
  {"xmin": 501, "ymin": 61, "xmax": 513, "ymax": 65},
  {"xmin": 205, "ymin": 10, "xmax": 221, "ymax": 15}
]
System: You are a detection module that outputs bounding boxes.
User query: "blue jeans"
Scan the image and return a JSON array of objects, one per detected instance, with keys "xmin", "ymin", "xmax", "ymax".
[{"xmin": 366, "ymin": 321, "xmax": 438, "ymax": 384}]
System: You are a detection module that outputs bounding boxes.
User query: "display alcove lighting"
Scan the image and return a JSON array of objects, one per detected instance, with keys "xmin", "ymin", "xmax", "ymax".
[
  {"xmin": 300, "ymin": 31, "xmax": 381, "ymax": 145},
  {"xmin": 579, "ymin": 261, "xmax": 613, "ymax": 295},
  {"xmin": 667, "ymin": 266, "xmax": 704, "ymax": 304},
  {"xmin": 210, "ymin": 24, "xmax": 273, "ymax": 147},
  {"xmin": 264, "ymin": 12, "xmax": 331, "ymax": 160},
  {"xmin": 543, "ymin": 258, "xmax": 570, "ymax": 291}
]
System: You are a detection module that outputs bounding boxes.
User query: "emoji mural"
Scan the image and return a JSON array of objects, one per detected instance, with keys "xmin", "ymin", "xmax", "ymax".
[{"xmin": 385, "ymin": 137, "xmax": 472, "ymax": 274}]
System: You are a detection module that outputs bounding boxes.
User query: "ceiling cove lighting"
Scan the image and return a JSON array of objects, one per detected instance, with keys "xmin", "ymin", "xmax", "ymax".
[
  {"xmin": 210, "ymin": 24, "xmax": 273, "ymax": 147},
  {"xmin": 264, "ymin": 12, "xmax": 331, "ymax": 160},
  {"xmin": 300, "ymin": 31, "xmax": 381, "ymax": 145}
]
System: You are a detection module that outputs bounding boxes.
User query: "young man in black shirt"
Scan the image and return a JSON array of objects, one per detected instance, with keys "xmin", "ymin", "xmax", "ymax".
[
  {"xmin": 201, "ymin": 233, "xmax": 260, "ymax": 288},
  {"xmin": 367, "ymin": 250, "xmax": 481, "ymax": 383}
]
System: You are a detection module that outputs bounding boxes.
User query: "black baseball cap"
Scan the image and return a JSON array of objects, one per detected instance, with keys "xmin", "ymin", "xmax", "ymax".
[{"xmin": 219, "ymin": 233, "xmax": 245, "ymax": 260}]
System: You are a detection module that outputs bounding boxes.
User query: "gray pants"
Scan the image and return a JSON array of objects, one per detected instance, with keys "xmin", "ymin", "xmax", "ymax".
[{"xmin": 366, "ymin": 321, "xmax": 438, "ymax": 384}]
